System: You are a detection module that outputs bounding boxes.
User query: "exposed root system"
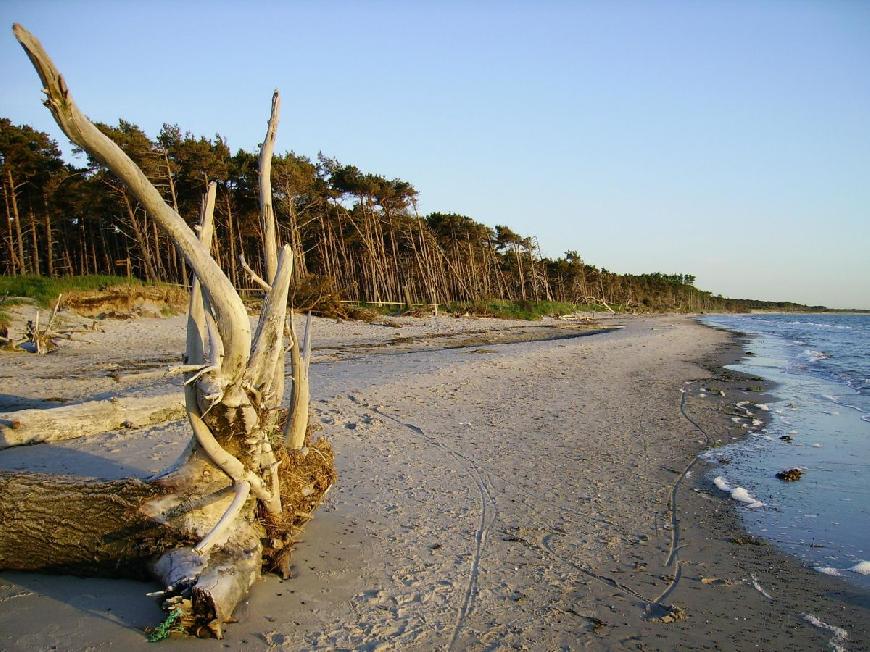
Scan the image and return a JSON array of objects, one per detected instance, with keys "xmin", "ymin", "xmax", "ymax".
[{"xmin": 260, "ymin": 435, "xmax": 337, "ymax": 578}]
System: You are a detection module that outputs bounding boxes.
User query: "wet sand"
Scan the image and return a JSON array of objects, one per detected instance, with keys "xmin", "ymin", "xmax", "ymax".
[{"xmin": 0, "ymin": 312, "xmax": 867, "ymax": 650}]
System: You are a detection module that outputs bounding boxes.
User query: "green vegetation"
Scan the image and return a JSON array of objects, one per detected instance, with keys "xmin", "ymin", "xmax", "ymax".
[
  {"xmin": 0, "ymin": 274, "xmax": 140, "ymax": 307},
  {"xmin": 444, "ymin": 300, "xmax": 609, "ymax": 320}
]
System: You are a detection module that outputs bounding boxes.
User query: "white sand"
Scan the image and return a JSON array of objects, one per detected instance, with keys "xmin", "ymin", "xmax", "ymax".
[{"xmin": 1, "ymin": 312, "xmax": 868, "ymax": 650}]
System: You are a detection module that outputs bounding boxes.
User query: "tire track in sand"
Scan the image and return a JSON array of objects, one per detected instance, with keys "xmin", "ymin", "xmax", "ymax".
[
  {"xmin": 532, "ymin": 381, "xmax": 712, "ymax": 618},
  {"xmin": 346, "ymin": 395, "xmax": 498, "ymax": 650},
  {"xmin": 539, "ymin": 532, "xmax": 651, "ymax": 604},
  {"xmin": 344, "ymin": 379, "xmax": 709, "ymax": 638},
  {"xmin": 650, "ymin": 382, "xmax": 712, "ymax": 607}
]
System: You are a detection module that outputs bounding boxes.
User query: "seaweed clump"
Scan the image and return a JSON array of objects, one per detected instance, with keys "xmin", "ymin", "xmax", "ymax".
[
  {"xmin": 259, "ymin": 436, "xmax": 337, "ymax": 578},
  {"xmin": 776, "ymin": 468, "xmax": 803, "ymax": 482}
]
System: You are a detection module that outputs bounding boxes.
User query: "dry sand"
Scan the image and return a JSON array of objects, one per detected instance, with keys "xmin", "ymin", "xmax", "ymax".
[{"xmin": 0, "ymin": 310, "xmax": 867, "ymax": 651}]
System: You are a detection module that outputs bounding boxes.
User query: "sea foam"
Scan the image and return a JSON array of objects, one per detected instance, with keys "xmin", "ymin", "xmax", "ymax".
[
  {"xmin": 814, "ymin": 566, "xmax": 842, "ymax": 576},
  {"xmin": 849, "ymin": 561, "xmax": 870, "ymax": 575},
  {"xmin": 712, "ymin": 476, "xmax": 764, "ymax": 508}
]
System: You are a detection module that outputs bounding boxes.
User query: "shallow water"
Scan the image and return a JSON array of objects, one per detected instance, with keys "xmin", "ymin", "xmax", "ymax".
[{"xmin": 702, "ymin": 313, "xmax": 870, "ymax": 588}]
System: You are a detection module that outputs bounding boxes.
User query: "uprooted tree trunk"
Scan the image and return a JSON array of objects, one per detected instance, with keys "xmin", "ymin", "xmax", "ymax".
[{"xmin": 0, "ymin": 24, "xmax": 333, "ymax": 638}]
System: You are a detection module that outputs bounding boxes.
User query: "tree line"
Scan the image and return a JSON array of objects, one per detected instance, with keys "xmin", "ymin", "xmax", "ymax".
[{"xmin": 0, "ymin": 117, "xmax": 818, "ymax": 313}]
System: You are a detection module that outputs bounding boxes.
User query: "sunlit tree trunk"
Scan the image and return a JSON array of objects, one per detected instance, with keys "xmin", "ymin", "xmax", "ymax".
[
  {"xmin": 2, "ymin": 178, "xmax": 21, "ymax": 274},
  {"xmin": 6, "ymin": 169, "xmax": 27, "ymax": 274}
]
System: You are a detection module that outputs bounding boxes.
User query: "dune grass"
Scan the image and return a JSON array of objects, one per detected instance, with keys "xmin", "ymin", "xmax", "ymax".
[
  {"xmin": 337, "ymin": 299, "xmax": 619, "ymax": 321},
  {"xmin": 0, "ymin": 275, "xmax": 621, "ymax": 327},
  {"xmin": 0, "ymin": 275, "xmax": 143, "ymax": 308},
  {"xmin": 443, "ymin": 299, "xmax": 615, "ymax": 320},
  {"xmin": 0, "ymin": 275, "xmax": 154, "ymax": 327}
]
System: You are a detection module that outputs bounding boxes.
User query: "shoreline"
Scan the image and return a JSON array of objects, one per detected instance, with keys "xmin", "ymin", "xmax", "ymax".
[
  {"xmin": 0, "ymin": 314, "xmax": 867, "ymax": 650},
  {"xmin": 697, "ymin": 317, "xmax": 870, "ymax": 579},
  {"xmin": 675, "ymin": 322, "xmax": 869, "ymax": 649}
]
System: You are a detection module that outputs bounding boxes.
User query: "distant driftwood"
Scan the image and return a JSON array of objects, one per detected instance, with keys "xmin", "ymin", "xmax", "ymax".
[{"xmin": 0, "ymin": 393, "xmax": 185, "ymax": 448}]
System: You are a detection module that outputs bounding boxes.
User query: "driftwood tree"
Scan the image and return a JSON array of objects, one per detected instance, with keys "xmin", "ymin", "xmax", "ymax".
[{"xmin": 0, "ymin": 24, "xmax": 332, "ymax": 637}]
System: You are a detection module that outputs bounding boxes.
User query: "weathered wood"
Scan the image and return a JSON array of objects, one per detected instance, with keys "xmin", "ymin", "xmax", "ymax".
[
  {"xmin": 255, "ymin": 94, "xmax": 285, "ymax": 410},
  {"xmin": 239, "ymin": 253, "xmax": 270, "ymax": 292},
  {"xmin": 285, "ymin": 312, "xmax": 312, "ymax": 449},
  {"xmin": 10, "ymin": 24, "xmax": 323, "ymax": 639},
  {"xmin": 0, "ymin": 393, "xmax": 185, "ymax": 448},
  {"xmin": 248, "ymin": 244, "xmax": 293, "ymax": 399},
  {"xmin": 0, "ymin": 462, "xmax": 262, "ymax": 634},
  {"xmin": 13, "ymin": 24, "xmax": 251, "ymax": 381},
  {"xmin": 259, "ymin": 90, "xmax": 281, "ymax": 286},
  {"xmin": 0, "ymin": 472, "xmax": 165, "ymax": 576},
  {"xmin": 155, "ymin": 522, "xmax": 262, "ymax": 637},
  {"xmin": 186, "ymin": 182, "xmax": 217, "ymax": 368}
]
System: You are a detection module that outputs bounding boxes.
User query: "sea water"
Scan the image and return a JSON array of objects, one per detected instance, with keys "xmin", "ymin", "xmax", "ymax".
[{"xmin": 701, "ymin": 314, "xmax": 870, "ymax": 588}]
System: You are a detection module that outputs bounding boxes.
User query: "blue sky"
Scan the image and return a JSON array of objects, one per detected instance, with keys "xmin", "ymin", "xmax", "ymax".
[{"xmin": 2, "ymin": 1, "xmax": 868, "ymax": 308}]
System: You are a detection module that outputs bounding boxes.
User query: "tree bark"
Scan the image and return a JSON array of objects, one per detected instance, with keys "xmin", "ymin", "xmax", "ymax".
[
  {"xmin": 28, "ymin": 206, "xmax": 40, "ymax": 274},
  {"xmin": 122, "ymin": 192, "xmax": 158, "ymax": 282},
  {"xmin": 162, "ymin": 148, "xmax": 188, "ymax": 288},
  {"xmin": 43, "ymin": 192, "xmax": 54, "ymax": 276},
  {"xmin": 0, "ymin": 472, "xmax": 167, "ymax": 576}
]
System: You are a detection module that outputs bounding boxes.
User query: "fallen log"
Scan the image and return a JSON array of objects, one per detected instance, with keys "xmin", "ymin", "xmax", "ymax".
[
  {"xmin": 0, "ymin": 437, "xmax": 336, "ymax": 637},
  {"xmin": 0, "ymin": 393, "xmax": 185, "ymax": 448},
  {"xmin": 0, "ymin": 449, "xmax": 259, "ymax": 638}
]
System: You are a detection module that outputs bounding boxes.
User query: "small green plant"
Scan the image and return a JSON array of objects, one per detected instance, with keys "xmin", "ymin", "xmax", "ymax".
[{"xmin": 147, "ymin": 608, "xmax": 183, "ymax": 642}]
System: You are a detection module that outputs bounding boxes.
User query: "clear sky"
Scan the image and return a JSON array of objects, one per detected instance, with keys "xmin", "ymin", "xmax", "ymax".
[{"xmin": 2, "ymin": 1, "xmax": 868, "ymax": 308}]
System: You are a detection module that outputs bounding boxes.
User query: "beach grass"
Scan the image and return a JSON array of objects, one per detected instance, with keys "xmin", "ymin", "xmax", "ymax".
[
  {"xmin": 0, "ymin": 275, "xmax": 621, "ymax": 326},
  {"xmin": 337, "ymin": 299, "xmax": 618, "ymax": 320},
  {"xmin": 334, "ymin": 299, "xmax": 615, "ymax": 320},
  {"xmin": 0, "ymin": 275, "xmax": 143, "ymax": 307},
  {"xmin": 0, "ymin": 275, "xmax": 182, "ymax": 327},
  {"xmin": 444, "ymin": 299, "xmax": 614, "ymax": 320}
]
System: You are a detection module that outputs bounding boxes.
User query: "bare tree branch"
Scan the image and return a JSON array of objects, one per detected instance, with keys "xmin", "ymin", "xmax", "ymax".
[
  {"xmin": 186, "ymin": 182, "xmax": 217, "ymax": 366},
  {"xmin": 284, "ymin": 311, "xmax": 312, "ymax": 449},
  {"xmin": 259, "ymin": 90, "xmax": 280, "ymax": 285},
  {"xmin": 13, "ymin": 24, "xmax": 251, "ymax": 379},
  {"xmin": 239, "ymin": 253, "xmax": 271, "ymax": 292},
  {"xmin": 248, "ymin": 245, "xmax": 293, "ymax": 393}
]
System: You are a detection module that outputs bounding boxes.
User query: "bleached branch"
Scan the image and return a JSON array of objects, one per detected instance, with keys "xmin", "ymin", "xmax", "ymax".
[
  {"xmin": 13, "ymin": 25, "xmax": 250, "ymax": 379},
  {"xmin": 259, "ymin": 90, "xmax": 281, "ymax": 286},
  {"xmin": 239, "ymin": 253, "xmax": 271, "ymax": 292},
  {"xmin": 186, "ymin": 182, "xmax": 217, "ymax": 366}
]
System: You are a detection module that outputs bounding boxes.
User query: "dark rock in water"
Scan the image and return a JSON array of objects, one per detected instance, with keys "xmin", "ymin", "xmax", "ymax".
[
  {"xmin": 776, "ymin": 468, "xmax": 803, "ymax": 482},
  {"xmin": 779, "ymin": 435, "xmax": 793, "ymax": 442}
]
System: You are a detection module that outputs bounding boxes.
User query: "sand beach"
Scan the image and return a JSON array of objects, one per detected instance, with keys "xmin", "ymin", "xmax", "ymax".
[{"xmin": 1, "ymin": 311, "xmax": 867, "ymax": 651}]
